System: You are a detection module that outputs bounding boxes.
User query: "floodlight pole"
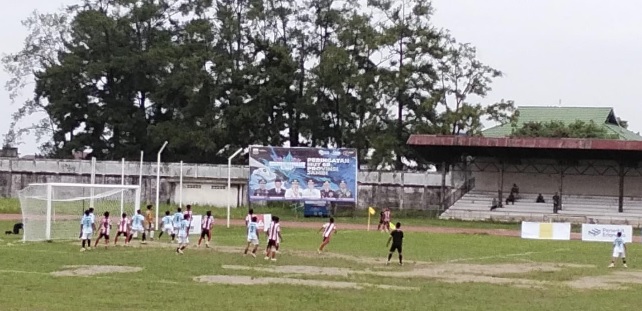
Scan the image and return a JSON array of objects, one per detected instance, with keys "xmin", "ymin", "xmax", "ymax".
[
  {"xmin": 179, "ymin": 161, "xmax": 184, "ymax": 208},
  {"xmin": 155, "ymin": 141, "xmax": 168, "ymax": 229},
  {"xmin": 120, "ymin": 158, "xmax": 125, "ymax": 215},
  {"xmin": 90, "ymin": 157, "xmax": 96, "ymax": 209},
  {"xmin": 227, "ymin": 148, "xmax": 244, "ymax": 228}
]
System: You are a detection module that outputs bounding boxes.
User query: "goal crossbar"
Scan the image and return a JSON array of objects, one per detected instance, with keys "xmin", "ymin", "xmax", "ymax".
[{"xmin": 22, "ymin": 183, "xmax": 141, "ymax": 189}]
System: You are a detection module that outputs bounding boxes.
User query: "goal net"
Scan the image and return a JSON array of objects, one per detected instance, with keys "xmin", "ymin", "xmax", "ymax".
[{"xmin": 17, "ymin": 183, "xmax": 141, "ymax": 242}]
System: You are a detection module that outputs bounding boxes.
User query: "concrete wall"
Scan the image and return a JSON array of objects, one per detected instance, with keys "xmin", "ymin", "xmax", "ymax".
[
  {"xmin": 0, "ymin": 158, "xmax": 466, "ymax": 210},
  {"xmin": 472, "ymin": 158, "xmax": 642, "ymax": 198}
]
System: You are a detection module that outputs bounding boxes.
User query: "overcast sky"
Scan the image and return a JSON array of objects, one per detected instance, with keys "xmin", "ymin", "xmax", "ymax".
[{"xmin": 2, "ymin": 0, "xmax": 642, "ymax": 155}]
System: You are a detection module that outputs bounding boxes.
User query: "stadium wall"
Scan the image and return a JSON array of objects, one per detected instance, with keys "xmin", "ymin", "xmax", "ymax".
[
  {"xmin": 0, "ymin": 158, "xmax": 467, "ymax": 210},
  {"xmin": 471, "ymin": 158, "xmax": 642, "ymax": 197}
]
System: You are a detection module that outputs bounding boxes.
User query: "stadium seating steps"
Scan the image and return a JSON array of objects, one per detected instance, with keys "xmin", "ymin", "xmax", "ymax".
[{"xmin": 441, "ymin": 190, "xmax": 642, "ymax": 226}]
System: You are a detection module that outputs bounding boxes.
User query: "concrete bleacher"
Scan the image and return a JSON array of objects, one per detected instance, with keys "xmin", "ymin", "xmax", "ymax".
[{"xmin": 441, "ymin": 190, "xmax": 642, "ymax": 226}]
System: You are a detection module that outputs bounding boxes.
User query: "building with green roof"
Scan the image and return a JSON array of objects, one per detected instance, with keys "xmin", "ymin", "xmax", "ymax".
[{"xmin": 482, "ymin": 106, "xmax": 642, "ymax": 141}]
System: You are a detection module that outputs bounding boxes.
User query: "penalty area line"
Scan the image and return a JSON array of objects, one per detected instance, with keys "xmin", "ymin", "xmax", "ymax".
[{"xmin": 446, "ymin": 248, "xmax": 571, "ymax": 263}]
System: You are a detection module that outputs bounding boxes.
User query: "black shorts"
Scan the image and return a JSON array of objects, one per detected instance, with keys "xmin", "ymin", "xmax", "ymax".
[
  {"xmin": 389, "ymin": 244, "xmax": 402, "ymax": 253},
  {"xmin": 116, "ymin": 231, "xmax": 128, "ymax": 237},
  {"xmin": 379, "ymin": 219, "xmax": 384, "ymax": 224},
  {"xmin": 200, "ymin": 229, "xmax": 211, "ymax": 239},
  {"xmin": 98, "ymin": 233, "xmax": 110, "ymax": 240},
  {"xmin": 267, "ymin": 239, "xmax": 277, "ymax": 248}
]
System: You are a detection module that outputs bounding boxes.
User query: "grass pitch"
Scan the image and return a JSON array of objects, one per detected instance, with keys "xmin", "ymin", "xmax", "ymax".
[{"xmin": 0, "ymin": 220, "xmax": 641, "ymax": 311}]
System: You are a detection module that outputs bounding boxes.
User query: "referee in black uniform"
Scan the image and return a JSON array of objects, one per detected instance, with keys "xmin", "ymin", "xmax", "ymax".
[{"xmin": 386, "ymin": 222, "xmax": 404, "ymax": 266}]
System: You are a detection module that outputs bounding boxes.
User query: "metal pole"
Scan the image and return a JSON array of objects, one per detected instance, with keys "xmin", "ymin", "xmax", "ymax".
[
  {"xmin": 139, "ymin": 151, "xmax": 143, "ymax": 202},
  {"xmin": 90, "ymin": 157, "xmax": 96, "ymax": 208},
  {"xmin": 179, "ymin": 161, "xmax": 183, "ymax": 208},
  {"xmin": 227, "ymin": 148, "xmax": 244, "ymax": 228},
  {"xmin": 155, "ymin": 141, "xmax": 168, "ymax": 229},
  {"xmin": 120, "ymin": 158, "xmax": 125, "ymax": 215}
]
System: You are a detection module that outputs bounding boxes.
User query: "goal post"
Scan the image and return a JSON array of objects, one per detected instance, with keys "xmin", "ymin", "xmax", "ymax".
[{"xmin": 18, "ymin": 183, "xmax": 141, "ymax": 242}]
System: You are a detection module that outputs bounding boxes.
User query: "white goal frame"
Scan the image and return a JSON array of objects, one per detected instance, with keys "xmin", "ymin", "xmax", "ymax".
[{"xmin": 18, "ymin": 183, "xmax": 141, "ymax": 241}]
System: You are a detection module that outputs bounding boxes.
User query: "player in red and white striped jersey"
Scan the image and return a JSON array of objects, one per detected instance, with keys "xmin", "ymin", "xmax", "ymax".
[
  {"xmin": 114, "ymin": 213, "xmax": 130, "ymax": 246},
  {"xmin": 265, "ymin": 216, "xmax": 282, "ymax": 261},
  {"xmin": 198, "ymin": 211, "xmax": 214, "ymax": 248},
  {"xmin": 245, "ymin": 209, "xmax": 254, "ymax": 227},
  {"xmin": 317, "ymin": 217, "xmax": 337, "ymax": 254},
  {"xmin": 382, "ymin": 208, "xmax": 392, "ymax": 233},
  {"xmin": 94, "ymin": 212, "xmax": 112, "ymax": 247}
]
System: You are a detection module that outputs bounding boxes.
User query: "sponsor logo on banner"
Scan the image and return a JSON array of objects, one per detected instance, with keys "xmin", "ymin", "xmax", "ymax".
[{"xmin": 581, "ymin": 224, "xmax": 632, "ymax": 243}]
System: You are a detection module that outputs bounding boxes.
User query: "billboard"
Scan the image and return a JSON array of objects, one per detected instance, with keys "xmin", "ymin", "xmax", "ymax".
[{"xmin": 248, "ymin": 146, "xmax": 358, "ymax": 202}]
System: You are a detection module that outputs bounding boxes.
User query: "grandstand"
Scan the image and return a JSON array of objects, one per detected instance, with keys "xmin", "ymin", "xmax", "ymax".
[{"xmin": 407, "ymin": 106, "xmax": 642, "ymax": 226}]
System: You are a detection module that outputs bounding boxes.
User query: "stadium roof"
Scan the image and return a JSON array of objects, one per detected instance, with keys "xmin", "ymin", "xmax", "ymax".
[
  {"xmin": 407, "ymin": 135, "xmax": 642, "ymax": 162},
  {"xmin": 482, "ymin": 106, "xmax": 642, "ymax": 141}
]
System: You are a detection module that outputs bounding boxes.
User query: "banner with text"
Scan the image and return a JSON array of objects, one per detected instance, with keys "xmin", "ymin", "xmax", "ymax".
[
  {"xmin": 581, "ymin": 224, "xmax": 632, "ymax": 243},
  {"xmin": 521, "ymin": 222, "xmax": 571, "ymax": 240},
  {"xmin": 248, "ymin": 146, "xmax": 358, "ymax": 203}
]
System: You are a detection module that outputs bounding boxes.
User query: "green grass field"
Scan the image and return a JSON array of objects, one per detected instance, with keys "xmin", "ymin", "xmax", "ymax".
[{"xmin": 0, "ymin": 219, "xmax": 641, "ymax": 311}]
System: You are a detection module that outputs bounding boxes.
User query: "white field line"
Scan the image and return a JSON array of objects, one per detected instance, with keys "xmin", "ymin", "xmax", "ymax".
[{"xmin": 446, "ymin": 248, "xmax": 571, "ymax": 263}]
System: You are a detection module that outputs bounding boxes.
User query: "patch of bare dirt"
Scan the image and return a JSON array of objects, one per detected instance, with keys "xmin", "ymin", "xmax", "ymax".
[
  {"xmin": 566, "ymin": 271, "xmax": 642, "ymax": 290},
  {"xmin": 222, "ymin": 262, "xmax": 595, "ymax": 289},
  {"xmin": 51, "ymin": 265, "xmax": 142, "ymax": 276},
  {"xmin": 193, "ymin": 275, "xmax": 418, "ymax": 291}
]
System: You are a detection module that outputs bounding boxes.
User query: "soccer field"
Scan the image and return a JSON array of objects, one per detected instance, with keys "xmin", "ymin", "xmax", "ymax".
[{"xmin": 0, "ymin": 221, "xmax": 641, "ymax": 311}]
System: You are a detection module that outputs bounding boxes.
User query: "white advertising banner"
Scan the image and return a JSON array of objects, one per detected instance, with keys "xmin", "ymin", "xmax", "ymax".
[
  {"xmin": 581, "ymin": 224, "xmax": 632, "ymax": 243},
  {"xmin": 189, "ymin": 215, "xmax": 202, "ymax": 235},
  {"xmin": 258, "ymin": 214, "xmax": 272, "ymax": 232},
  {"xmin": 521, "ymin": 222, "xmax": 571, "ymax": 240}
]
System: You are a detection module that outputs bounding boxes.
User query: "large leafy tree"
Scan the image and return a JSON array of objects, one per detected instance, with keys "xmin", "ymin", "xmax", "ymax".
[{"xmin": 5, "ymin": 0, "xmax": 514, "ymax": 168}]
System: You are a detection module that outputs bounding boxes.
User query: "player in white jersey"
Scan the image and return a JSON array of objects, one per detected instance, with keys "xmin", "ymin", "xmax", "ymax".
[
  {"xmin": 89, "ymin": 207, "xmax": 95, "ymax": 224},
  {"xmin": 176, "ymin": 214, "xmax": 191, "ymax": 254},
  {"xmin": 94, "ymin": 211, "xmax": 111, "ymax": 248},
  {"xmin": 80, "ymin": 210, "xmax": 95, "ymax": 252},
  {"xmin": 114, "ymin": 213, "xmax": 130, "ymax": 246},
  {"xmin": 609, "ymin": 231, "xmax": 628, "ymax": 268},
  {"xmin": 184, "ymin": 205, "xmax": 193, "ymax": 226},
  {"xmin": 198, "ymin": 211, "xmax": 214, "ymax": 248},
  {"xmin": 127, "ymin": 210, "xmax": 146, "ymax": 244},
  {"xmin": 245, "ymin": 209, "xmax": 254, "ymax": 227},
  {"xmin": 158, "ymin": 211, "xmax": 175, "ymax": 241},
  {"xmin": 244, "ymin": 216, "xmax": 260, "ymax": 257},
  {"xmin": 317, "ymin": 217, "xmax": 337, "ymax": 253},
  {"xmin": 173, "ymin": 208, "xmax": 184, "ymax": 242},
  {"xmin": 265, "ymin": 216, "xmax": 282, "ymax": 261}
]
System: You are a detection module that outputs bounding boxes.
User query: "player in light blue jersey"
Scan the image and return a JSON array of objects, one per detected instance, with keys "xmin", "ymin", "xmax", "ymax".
[
  {"xmin": 172, "ymin": 208, "xmax": 184, "ymax": 242},
  {"xmin": 80, "ymin": 210, "xmax": 95, "ymax": 252},
  {"xmin": 609, "ymin": 231, "xmax": 628, "ymax": 268},
  {"xmin": 158, "ymin": 211, "xmax": 175, "ymax": 241},
  {"xmin": 176, "ymin": 214, "xmax": 191, "ymax": 254},
  {"xmin": 243, "ymin": 216, "xmax": 260, "ymax": 257},
  {"xmin": 127, "ymin": 210, "xmax": 146, "ymax": 244}
]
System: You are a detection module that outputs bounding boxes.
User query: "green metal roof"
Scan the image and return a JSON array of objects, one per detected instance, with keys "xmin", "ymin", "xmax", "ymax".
[{"xmin": 482, "ymin": 106, "xmax": 642, "ymax": 141}]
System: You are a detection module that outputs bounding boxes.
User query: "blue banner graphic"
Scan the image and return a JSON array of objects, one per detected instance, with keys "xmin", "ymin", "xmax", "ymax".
[{"xmin": 248, "ymin": 146, "xmax": 358, "ymax": 202}]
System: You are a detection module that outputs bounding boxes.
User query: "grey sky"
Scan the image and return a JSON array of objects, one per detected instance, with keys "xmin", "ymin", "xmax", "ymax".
[{"xmin": 2, "ymin": 0, "xmax": 642, "ymax": 155}]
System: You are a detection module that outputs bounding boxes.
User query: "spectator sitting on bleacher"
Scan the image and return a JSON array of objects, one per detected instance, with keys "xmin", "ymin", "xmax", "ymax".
[
  {"xmin": 511, "ymin": 184, "xmax": 519, "ymax": 197},
  {"xmin": 553, "ymin": 192, "xmax": 560, "ymax": 212},
  {"xmin": 490, "ymin": 198, "xmax": 500, "ymax": 211},
  {"xmin": 505, "ymin": 192, "xmax": 515, "ymax": 205},
  {"xmin": 536, "ymin": 193, "xmax": 545, "ymax": 203}
]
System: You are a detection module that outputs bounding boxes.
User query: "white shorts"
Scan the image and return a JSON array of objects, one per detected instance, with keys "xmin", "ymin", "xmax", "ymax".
[
  {"xmin": 248, "ymin": 238, "xmax": 259, "ymax": 245},
  {"xmin": 163, "ymin": 225, "xmax": 174, "ymax": 234},
  {"xmin": 81, "ymin": 231, "xmax": 93, "ymax": 240},
  {"xmin": 613, "ymin": 250, "xmax": 626, "ymax": 258},
  {"xmin": 178, "ymin": 235, "xmax": 189, "ymax": 244},
  {"xmin": 131, "ymin": 226, "xmax": 144, "ymax": 233}
]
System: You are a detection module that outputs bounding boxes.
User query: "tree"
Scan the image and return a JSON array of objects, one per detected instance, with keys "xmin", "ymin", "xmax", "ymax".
[
  {"xmin": 510, "ymin": 120, "xmax": 619, "ymax": 139},
  {"xmin": 368, "ymin": 0, "xmax": 444, "ymax": 170},
  {"xmin": 434, "ymin": 37, "xmax": 514, "ymax": 136},
  {"xmin": 2, "ymin": 9, "xmax": 71, "ymax": 153}
]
